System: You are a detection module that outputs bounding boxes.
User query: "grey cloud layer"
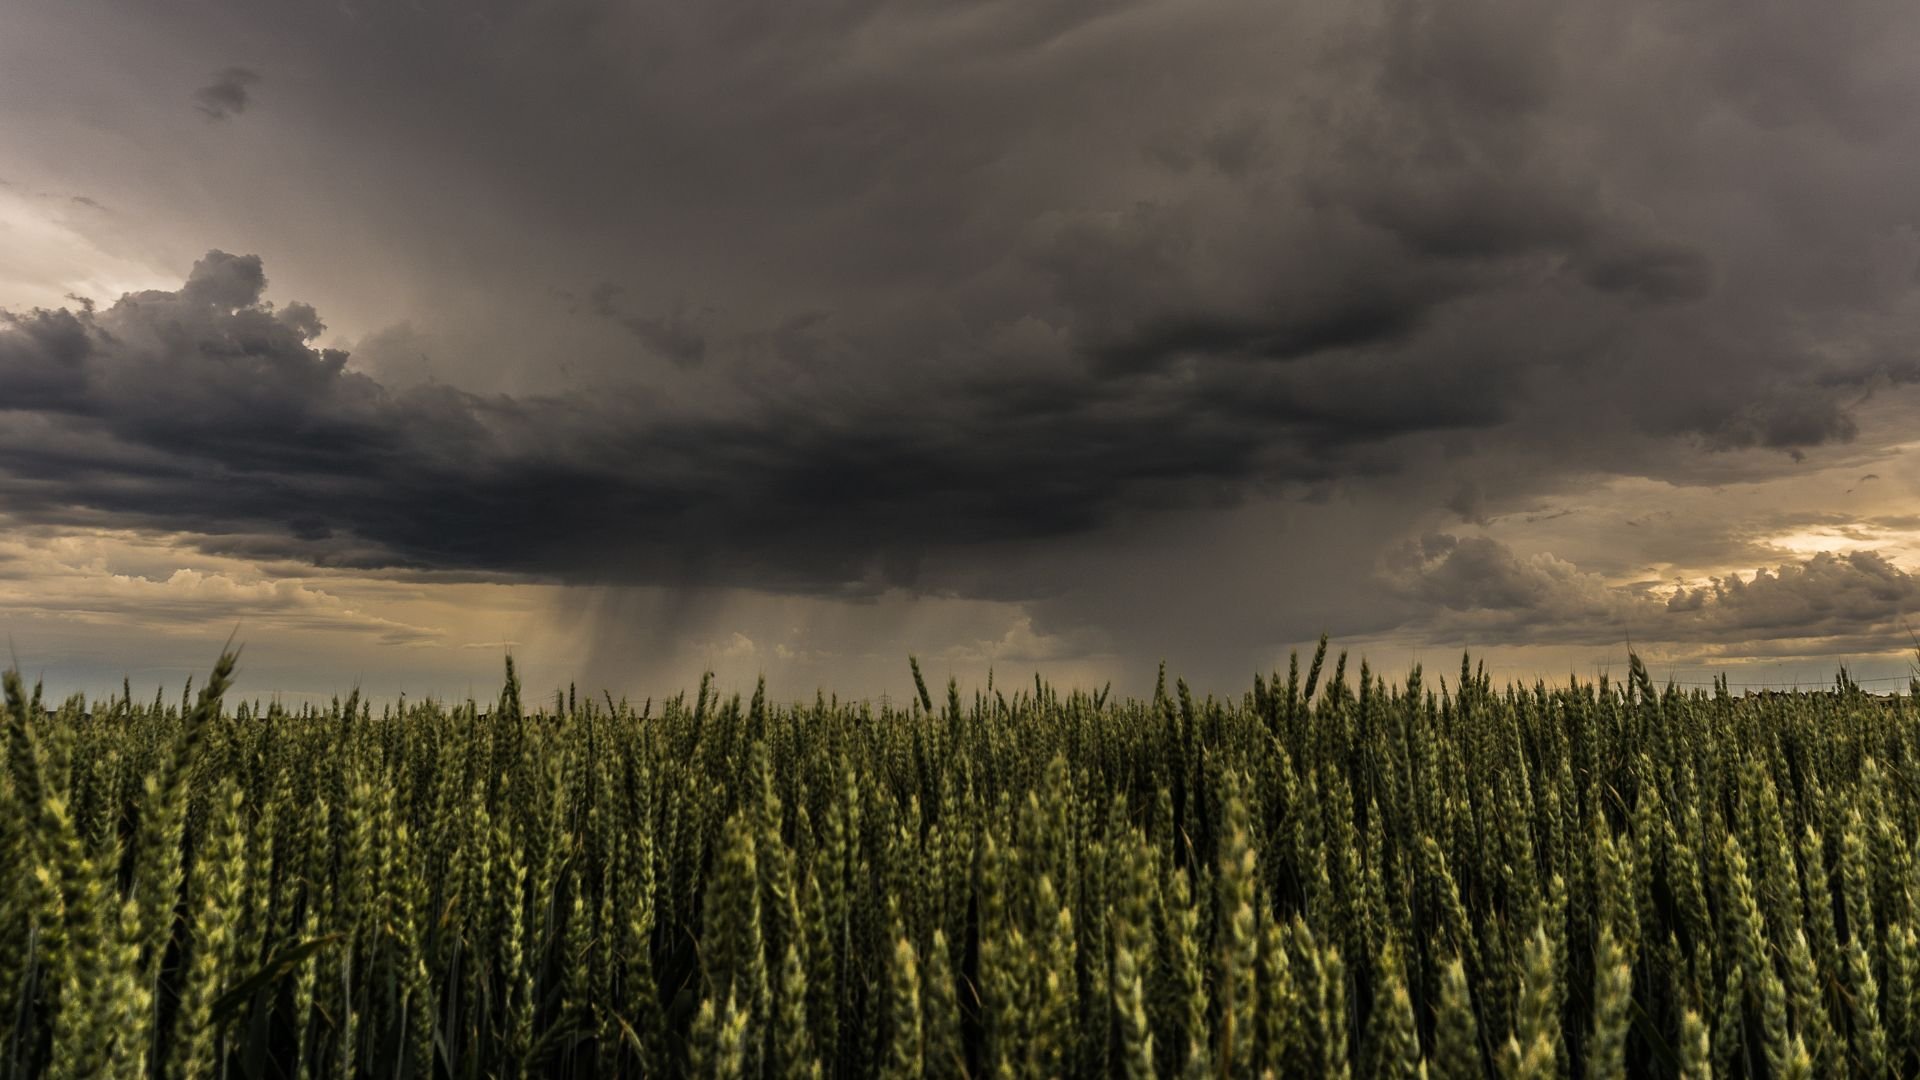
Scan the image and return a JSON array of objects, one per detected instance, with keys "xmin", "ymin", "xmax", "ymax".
[
  {"xmin": 38, "ymin": 0, "xmax": 1918, "ymax": 466},
  {"xmin": 8, "ymin": 0, "xmax": 1920, "ymax": 660}
]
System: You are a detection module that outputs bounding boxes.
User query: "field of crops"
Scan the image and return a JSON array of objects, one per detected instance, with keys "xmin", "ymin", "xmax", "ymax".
[{"xmin": 2, "ymin": 644, "xmax": 1917, "ymax": 1079}]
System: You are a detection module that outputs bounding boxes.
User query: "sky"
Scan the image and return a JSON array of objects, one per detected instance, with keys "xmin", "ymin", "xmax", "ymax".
[{"xmin": 6, "ymin": 0, "xmax": 1920, "ymax": 704}]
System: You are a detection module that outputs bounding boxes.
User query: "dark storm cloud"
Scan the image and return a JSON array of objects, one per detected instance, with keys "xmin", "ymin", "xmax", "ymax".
[
  {"xmin": 10, "ymin": 0, "xmax": 1920, "ymax": 662},
  {"xmin": 28, "ymin": 0, "xmax": 1918, "ymax": 484},
  {"xmin": 0, "ymin": 252, "xmax": 1483, "ymax": 590},
  {"xmin": 192, "ymin": 67, "xmax": 259, "ymax": 120}
]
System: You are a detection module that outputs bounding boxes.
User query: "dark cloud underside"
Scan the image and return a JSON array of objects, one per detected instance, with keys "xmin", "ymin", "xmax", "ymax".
[{"xmin": 0, "ymin": 252, "xmax": 1478, "ymax": 591}]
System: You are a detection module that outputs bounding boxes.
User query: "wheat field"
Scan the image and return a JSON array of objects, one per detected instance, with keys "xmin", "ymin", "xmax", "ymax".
[{"xmin": 2, "ymin": 643, "xmax": 1915, "ymax": 1078}]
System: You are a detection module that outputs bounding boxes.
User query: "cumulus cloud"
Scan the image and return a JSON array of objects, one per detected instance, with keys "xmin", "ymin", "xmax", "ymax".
[
  {"xmin": 1664, "ymin": 550, "xmax": 1920, "ymax": 637},
  {"xmin": 1384, "ymin": 533, "xmax": 1643, "ymax": 630},
  {"xmin": 935, "ymin": 613, "xmax": 1107, "ymax": 666},
  {"xmin": 1387, "ymin": 532, "xmax": 1920, "ymax": 652}
]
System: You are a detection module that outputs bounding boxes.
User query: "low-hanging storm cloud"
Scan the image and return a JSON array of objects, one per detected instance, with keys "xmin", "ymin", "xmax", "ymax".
[{"xmin": 0, "ymin": 249, "xmax": 1499, "ymax": 590}]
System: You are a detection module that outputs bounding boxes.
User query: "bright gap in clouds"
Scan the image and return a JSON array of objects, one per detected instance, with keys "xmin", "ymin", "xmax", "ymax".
[{"xmin": 0, "ymin": 189, "xmax": 169, "ymax": 312}]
